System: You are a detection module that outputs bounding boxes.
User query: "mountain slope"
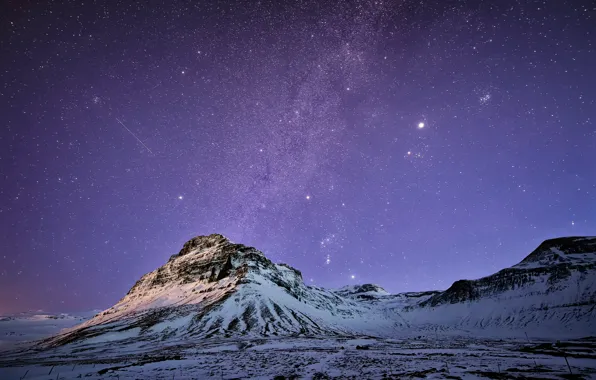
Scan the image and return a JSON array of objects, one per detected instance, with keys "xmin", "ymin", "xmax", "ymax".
[{"xmin": 44, "ymin": 235, "xmax": 596, "ymax": 347}]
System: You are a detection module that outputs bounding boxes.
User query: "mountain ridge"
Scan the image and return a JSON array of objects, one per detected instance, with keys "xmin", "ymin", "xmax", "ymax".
[{"xmin": 42, "ymin": 234, "xmax": 596, "ymax": 348}]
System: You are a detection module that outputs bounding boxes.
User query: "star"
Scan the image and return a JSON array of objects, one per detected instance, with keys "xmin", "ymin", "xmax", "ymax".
[
  {"xmin": 306, "ymin": 195, "xmax": 311, "ymax": 200},
  {"xmin": 178, "ymin": 195, "xmax": 183, "ymax": 200},
  {"xmin": 351, "ymin": 275, "xmax": 355, "ymax": 279},
  {"xmin": 418, "ymin": 122, "xmax": 425, "ymax": 129}
]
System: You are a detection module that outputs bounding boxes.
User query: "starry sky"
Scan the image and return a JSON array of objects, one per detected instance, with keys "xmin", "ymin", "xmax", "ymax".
[{"xmin": 1, "ymin": 0, "xmax": 595, "ymax": 313}]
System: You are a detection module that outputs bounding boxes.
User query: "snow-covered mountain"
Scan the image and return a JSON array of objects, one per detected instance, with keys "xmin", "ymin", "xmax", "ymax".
[
  {"xmin": 401, "ymin": 236, "xmax": 596, "ymax": 336},
  {"xmin": 44, "ymin": 235, "xmax": 596, "ymax": 347},
  {"xmin": 45, "ymin": 234, "xmax": 400, "ymax": 347}
]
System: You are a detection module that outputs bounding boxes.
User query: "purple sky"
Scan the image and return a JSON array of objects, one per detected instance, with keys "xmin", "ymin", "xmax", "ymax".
[{"xmin": 1, "ymin": 0, "xmax": 594, "ymax": 313}]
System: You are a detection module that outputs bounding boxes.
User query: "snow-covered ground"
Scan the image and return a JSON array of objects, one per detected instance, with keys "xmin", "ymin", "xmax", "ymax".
[
  {"xmin": 1, "ymin": 331, "xmax": 596, "ymax": 379},
  {"xmin": 0, "ymin": 311, "xmax": 96, "ymax": 351}
]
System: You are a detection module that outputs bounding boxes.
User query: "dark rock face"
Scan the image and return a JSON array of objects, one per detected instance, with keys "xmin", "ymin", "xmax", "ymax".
[
  {"xmin": 352, "ymin": 284, "xmax": 386, "ymax": 294},
  {"xmin": 277, "ymin": 263, "xmax": 303, "ymax": 280},
  {"xmin": 422, "ymin": 280, "xmax": 479, "ymax": 306},
  {"xmin": 143, "ymin": 235, "xmax": 272, "ymax": 288},
  {"xmin": 170, "ymin": 233, "xmax": 229, "ymax": 260}
]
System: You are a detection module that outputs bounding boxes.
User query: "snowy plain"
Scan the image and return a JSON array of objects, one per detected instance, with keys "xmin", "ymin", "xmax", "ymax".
[
  {"xmin": 1, "ymin": 312, "xmax": 596, "ymax": 379},
  {"xmin": 0, "ymin": 311, "xmax": 96, "ymax": 350}
]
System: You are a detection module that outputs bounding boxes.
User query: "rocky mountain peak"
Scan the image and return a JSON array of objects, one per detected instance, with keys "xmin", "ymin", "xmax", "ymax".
[
  {"xmin": 168, "ymin": 233, "xmax": 232, "ymax": 261},
  {"xmin": 123, "ymin": 234, "xmax": 275, "ymax": 299}
]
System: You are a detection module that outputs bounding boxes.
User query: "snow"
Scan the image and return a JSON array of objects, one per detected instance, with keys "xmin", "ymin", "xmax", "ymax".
[
  {"xmin": 2, "ymin": 334, "xmax": 596, "ymax": 379},
  {"xmin": 82, "ymin": 327, "xmax": 141, "ymax": 344},
  {"xmin": 150, "ymin": 314, "xmax": 196, "ymax": 333},
  {"xmin": 0, "ymin": 311, "xmax": 95, "ymax": 350}
]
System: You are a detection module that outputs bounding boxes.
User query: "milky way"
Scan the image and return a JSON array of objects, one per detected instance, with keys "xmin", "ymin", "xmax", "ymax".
[{"xmin": 1, "ymin": 0, "xmax": 595, "ymax": 312}]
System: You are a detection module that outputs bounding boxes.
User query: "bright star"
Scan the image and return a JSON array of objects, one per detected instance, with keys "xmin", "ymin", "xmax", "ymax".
[
  {"xmin": 351, "ymin": 275, "xmax": 355, "ymax": 279},
  {"xmin": 418, "ymin": 122, "xmax": 425, "ymax": 129},
  {"xmin": 306, "ymin": 195, "xmax": 311, "ymax": 200},
  {"xmin": 178, "ymin": 195, "xmax": 183, "ymax": 200}
]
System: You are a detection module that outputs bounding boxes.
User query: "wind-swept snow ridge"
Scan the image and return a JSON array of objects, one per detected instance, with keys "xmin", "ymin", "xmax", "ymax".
[{"xmin": 43, "ymin": 235, "xmax": 596, "ymax": 347}]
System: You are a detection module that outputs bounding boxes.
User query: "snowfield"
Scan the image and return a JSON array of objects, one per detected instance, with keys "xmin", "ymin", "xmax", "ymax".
[
  {"xmin": 1, "ymin": 333, "xmax": 596, "ymax": 379},
  {"xmin": 0, "ymin": 311, "xmax": 96, "ymax": 350}
]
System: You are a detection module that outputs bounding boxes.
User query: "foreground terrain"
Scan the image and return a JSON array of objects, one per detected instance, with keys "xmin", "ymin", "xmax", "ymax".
[{"xmin": 2, "ymin": 333, "xmax": 596, "ymax": 379}]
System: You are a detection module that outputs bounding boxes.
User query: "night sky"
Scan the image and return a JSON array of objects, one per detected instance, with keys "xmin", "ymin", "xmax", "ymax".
[{"xmin": 1, "ymin": 0, "xmax": 595, "ymax": 313}]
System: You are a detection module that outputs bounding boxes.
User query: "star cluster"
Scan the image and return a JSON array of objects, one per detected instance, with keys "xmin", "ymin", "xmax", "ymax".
[{"xmin": 0, "ymin": 0, "xmax": 594, "ymax": 312}]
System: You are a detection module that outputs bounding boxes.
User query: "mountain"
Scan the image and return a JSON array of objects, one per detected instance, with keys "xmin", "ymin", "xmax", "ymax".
[
  {"xmin": 44, "ymin": 235, "xmax": 596, "ymax": 348},
  {"xmin": 44, "ymin": 234, "xmax": 399, "ymax": 347},
  {"xmin": 401, "ymin": 236, "xmax": 596, "ymax": 336}
]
